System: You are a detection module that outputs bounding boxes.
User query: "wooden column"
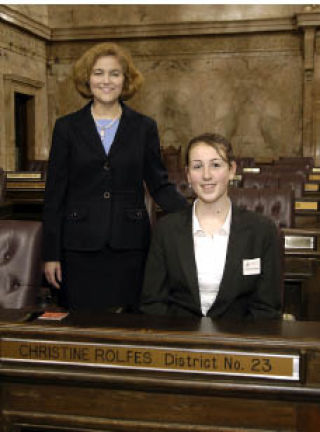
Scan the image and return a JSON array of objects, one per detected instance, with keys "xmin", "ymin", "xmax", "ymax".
[{"xmin": 297, "ymin": 8, "xmax": 320, "ymax": 164}]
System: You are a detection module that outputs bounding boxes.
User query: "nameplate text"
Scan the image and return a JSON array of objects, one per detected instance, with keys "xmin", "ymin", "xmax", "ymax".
[{"xmin": 1, "ymin": 338, "xmax": 300, "ymax": 381}]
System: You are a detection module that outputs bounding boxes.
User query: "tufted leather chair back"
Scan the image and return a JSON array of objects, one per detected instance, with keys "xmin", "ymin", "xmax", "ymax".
[
  {"xmin": 242, "ymin": 172, "xmax": 279, "ymax": 190},
  {"xmin": 277, "ymin": 156, "xmax": 314, "ymax": 168},
  {"xmin": 260, "ymin": 165, "xmax": 309, "ymax": 182},
  {"xmin": 0, "ymin": 168, "xmax": 6, "ymax": 203},
  {"xmin": 0, "ymin": 220, "xmax": 42, "ymax": 308},
  {"xmin": 278, "ymin": 172, "xmax": 305, "ymax": 199},
  {"xmin": 242, "ymin": 171, "xmax": 305, "ymax": 199},
  {"xmin": 229, "ymin": 187, "xmax": 295, "ymax": 228}
]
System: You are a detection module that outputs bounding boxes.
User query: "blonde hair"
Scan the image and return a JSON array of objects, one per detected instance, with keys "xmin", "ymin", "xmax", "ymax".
[{"xmin": 73, "ymin": 42, "xmax": 144, "ymax": 100}]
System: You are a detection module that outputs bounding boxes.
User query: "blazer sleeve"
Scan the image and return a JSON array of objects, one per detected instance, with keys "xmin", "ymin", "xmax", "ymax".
[
  {"xmin": 143, "ymin": 119, "xmax": 187, "ymax": 212},
  {"xmin": 247, "ymin": 221, "xmax": 282, "ymax": 320},
  {"xmin": 42, "ymin": 118, "xmax": 70, "ymax": 262},
  {"xmin": 140, "ymin": 221, "xmax": 170, "ymax": 315}
]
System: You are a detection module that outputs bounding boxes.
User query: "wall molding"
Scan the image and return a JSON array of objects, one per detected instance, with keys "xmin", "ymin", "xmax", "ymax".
[
  {"xmin": 297, "ymin": 12, "xmax": 320, "ymax": 28},
  {"xmin": 3, "ymin": 74, "xmax": 44, "ymax": 89},
  {"xmin": 51, "ymin": 18, "xmax": 297, "ymax": 41},
  {"xmin": 2, "ymin": 5, "xmax": 320, "ymax": 43},
  {"xmin": 0, "ymin": 5, "xmax": 51, "ymax": 40},
  {"xmin": 0, "ymin": 5, "xmax": 300, "ymax": 42}
]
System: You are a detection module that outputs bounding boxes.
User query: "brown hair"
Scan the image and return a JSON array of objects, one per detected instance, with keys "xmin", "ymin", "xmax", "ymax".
[
  {"xmin": 185, "ymin": 133, "xmax": 235, "ymax": 167},
  {"xmin": 73, "ymin": 42, "xmax": 144, "ymax": 100}
]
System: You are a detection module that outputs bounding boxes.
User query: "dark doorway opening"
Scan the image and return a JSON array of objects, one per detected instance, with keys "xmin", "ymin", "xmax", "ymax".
[{"xmin": 14, "ymin": 92, "xmax": 35, "ymax": 170}]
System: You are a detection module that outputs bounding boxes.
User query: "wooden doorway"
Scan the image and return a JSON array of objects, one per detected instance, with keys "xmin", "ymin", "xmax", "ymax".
[{"xmin": 14, "ymin": 92, "xmax": 35, "ymax": 171}]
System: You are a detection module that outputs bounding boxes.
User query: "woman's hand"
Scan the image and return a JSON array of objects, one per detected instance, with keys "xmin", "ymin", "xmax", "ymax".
[{"xmin": 44, "ymin": 261, "xmax": 62, "ymax": 289}]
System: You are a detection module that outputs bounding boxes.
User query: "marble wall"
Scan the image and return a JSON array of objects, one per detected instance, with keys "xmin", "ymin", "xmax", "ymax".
[
  {"xmin": 0, "ymin": 4, "xmax": 318, "ymax": 169},
  {"xmin": 49, "ymin": 32, "xmax": 303, "ymax": 160}
]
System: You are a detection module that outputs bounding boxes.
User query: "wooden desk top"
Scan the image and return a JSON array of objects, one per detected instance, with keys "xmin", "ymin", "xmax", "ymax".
[
  {"xmin": 2, "ymin": 313, "xmax": 320, "ymax": 431},
  {"xmin": 1, "ymin": 310, "xmax": 320, "ymax": 350},
  {"xmin": 1, "ymin": 311, "xmax": 320, "ymax": 407}
]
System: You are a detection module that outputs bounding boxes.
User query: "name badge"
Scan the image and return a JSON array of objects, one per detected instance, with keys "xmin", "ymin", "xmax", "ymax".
[{"xmin": 243, "ymin": 258, "xmax": 261, "ymax": 275}]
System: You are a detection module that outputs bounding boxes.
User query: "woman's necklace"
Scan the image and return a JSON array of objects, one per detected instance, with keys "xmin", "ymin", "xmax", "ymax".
[
  {"xmin": 97, "ymin": 117, "xmax": 119, "ymax": 138},
  {"xmin": 92, "ymin": 106, "xmax": 122, "ymax": 138}
]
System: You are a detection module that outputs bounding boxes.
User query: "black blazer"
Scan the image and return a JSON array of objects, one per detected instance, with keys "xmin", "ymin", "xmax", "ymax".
[
  {"xmin": 140, "ymin": 205, "xmax": 282, "ymax": 320},
  {"xmin": 43, "ymin": 102, "xmax": 186, "ymax": 261}
]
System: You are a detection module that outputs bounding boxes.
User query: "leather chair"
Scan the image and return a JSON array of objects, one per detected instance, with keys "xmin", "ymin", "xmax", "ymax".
[
  {"xmin": 277, "ymin": 156, "xmax": 314, "ymax": 169},
  {"xmin": 229, "ymin": 187, "xmax": 295, "ymax": 228},
  {"xmin": 242, "ymin": 171, "xmax": 305, "ymax": 199},
  {"xmin": 242, "ymin": 172, "xmax": 279, "ymax": 190},
  {"xmin": 260, "ymin": 165, "xmax": 308, "ymax": 182},
  {"xmin": 0, "ymin": 220, "xmax": 42, "ymax": 308},
  {"xmin": 278, "ymin": 172, "xmax": 305, "ymax": 199}
]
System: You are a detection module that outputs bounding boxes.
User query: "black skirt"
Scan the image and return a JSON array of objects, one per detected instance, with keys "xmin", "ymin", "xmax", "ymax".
[{"xmin": 60, "ymin": 246, "xmax": 147, "ymax": 312}]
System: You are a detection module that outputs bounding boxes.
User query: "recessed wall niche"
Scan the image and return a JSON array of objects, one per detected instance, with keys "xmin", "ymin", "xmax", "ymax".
[{"xmin": 3, "ymin": 75, "xmax": 44, "ymax": 171}]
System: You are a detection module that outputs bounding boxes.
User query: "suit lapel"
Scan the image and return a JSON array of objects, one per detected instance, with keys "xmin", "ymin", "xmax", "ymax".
[
  {"xmin": 209, "ymin": 205, "xmax": 249, "ymax": 312},
  {"xmin": 74, "ymin": 102, "xmax": 107, "ymax": 160},
  {"xmin": 108, "ymin": 102, "xmax": 136, "ymax": 159},
  {"xmin": 176, "ymin": 207, "xmax": 201, "ymax": 310}
]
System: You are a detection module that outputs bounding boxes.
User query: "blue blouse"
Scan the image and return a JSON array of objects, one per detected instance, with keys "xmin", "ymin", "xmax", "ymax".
[{"xmin": 94, "ymin": 118, "xmax": 120, "ymax": 154}]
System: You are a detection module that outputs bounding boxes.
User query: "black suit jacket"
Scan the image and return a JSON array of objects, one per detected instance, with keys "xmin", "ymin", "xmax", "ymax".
[
  {"xmin": 141, "ymin": 205, "xmax": 282, "ymax": 320},
  {"xmin": 43, "ymin": 102, "xmax": 186, "ymax": 261}
]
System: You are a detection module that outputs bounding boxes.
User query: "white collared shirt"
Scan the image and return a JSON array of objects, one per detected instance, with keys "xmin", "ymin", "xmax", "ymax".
[{"xmin": 192, "ymin": 201, "xmax": 232, "ymax": 316}]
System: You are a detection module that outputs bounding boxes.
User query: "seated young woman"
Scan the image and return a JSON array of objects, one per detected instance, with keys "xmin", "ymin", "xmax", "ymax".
[{"xmin": 140, "ymin": 133, "xmax": 282, "ymax": 320}]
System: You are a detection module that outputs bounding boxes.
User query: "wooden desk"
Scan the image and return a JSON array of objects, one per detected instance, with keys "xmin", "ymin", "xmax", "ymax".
[{"xmin": 1, "ymin": 312, "xmax": 320, "ymax": 431}]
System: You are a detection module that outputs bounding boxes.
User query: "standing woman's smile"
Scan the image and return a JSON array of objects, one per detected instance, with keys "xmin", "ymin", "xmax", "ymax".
[{"xmin": 89, "ymin": 56, "xmax": 125, "ymax": 108}]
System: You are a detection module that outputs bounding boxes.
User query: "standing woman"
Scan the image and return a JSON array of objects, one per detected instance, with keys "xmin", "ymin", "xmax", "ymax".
[{"xmin": 43, "ymin": 42, "xmax": 187, "ymax": 312}]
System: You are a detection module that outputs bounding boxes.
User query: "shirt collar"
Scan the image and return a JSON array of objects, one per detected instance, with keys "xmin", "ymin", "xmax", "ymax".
[{"xmin": 192, "ymin": 199, "xmax": 232, "ymax": 237}]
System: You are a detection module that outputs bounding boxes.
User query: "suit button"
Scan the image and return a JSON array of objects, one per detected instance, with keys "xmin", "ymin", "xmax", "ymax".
[
  {"xmin": 103, "ymin": 162, "xmax": 110, "ymax": 171},
  {"xmin": 104, "ymin": 192, "xmax": 111, "ymax": 199}
]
